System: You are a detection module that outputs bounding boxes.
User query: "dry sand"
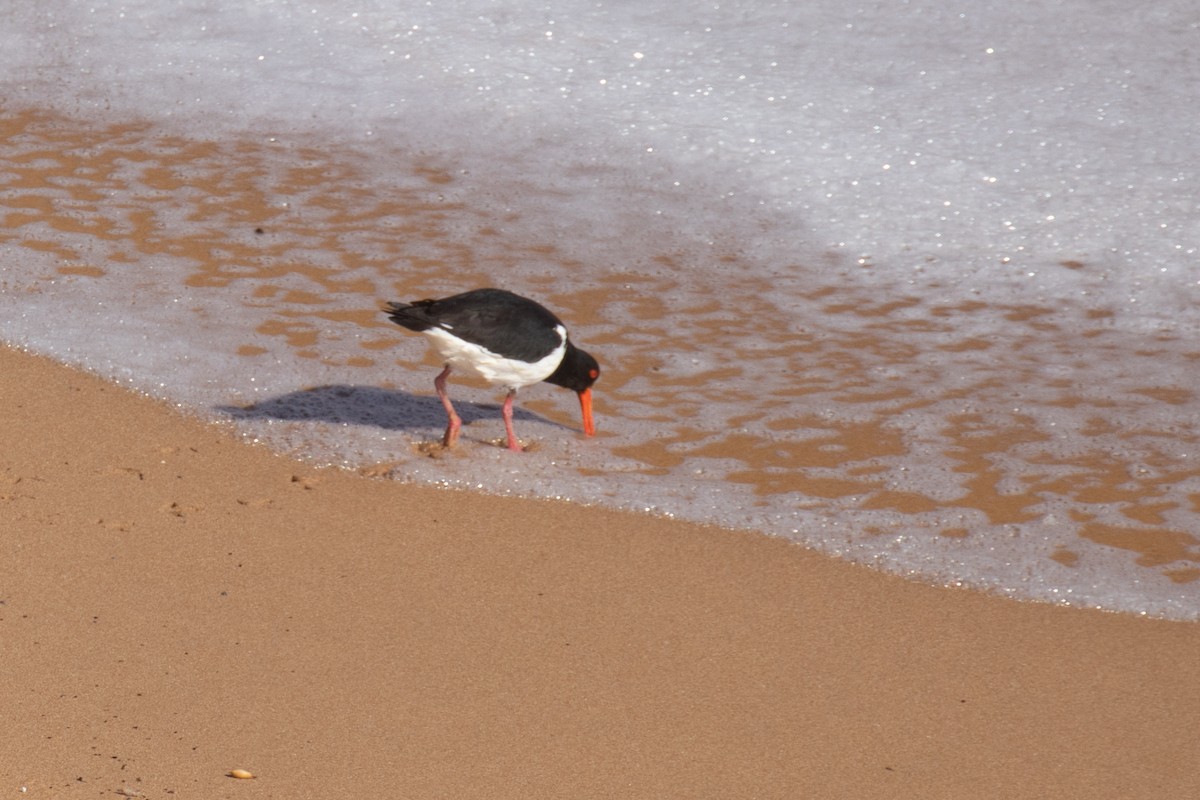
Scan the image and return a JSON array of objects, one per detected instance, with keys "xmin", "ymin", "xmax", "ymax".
[{"xmin": 2, "ymin": 342, "xmax": 1198, "ymax": 799}]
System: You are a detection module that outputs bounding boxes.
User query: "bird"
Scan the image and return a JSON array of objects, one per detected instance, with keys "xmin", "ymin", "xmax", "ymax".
[{"xmin": 384, "ymin": 288, "xmax": 599, "ymax": 452}]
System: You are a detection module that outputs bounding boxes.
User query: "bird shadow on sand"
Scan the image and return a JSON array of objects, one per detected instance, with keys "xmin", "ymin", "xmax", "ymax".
[{"xmin": 215, "ymin": 384, "xmax": 565, "ymax": 433}]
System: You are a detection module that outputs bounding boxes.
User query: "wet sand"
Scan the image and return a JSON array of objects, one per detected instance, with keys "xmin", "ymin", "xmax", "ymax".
[
  {"xmin": 2, "ymin": 342, "xmax": 1198, "ymax": 799},
  {"xmin": 4, "ymin": 108, "xmax": 1199, "ymax": 615}
]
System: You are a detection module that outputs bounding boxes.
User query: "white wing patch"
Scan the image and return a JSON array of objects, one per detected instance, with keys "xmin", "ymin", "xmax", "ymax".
[{"xmin": 423, "ymin": 324, "xmax": 567, "ymax": 390}]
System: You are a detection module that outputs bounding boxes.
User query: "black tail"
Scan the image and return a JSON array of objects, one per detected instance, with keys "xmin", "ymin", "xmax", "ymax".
[{"xmin": 384, "ymin": 300, "xmax": 437, "ymax": 332}]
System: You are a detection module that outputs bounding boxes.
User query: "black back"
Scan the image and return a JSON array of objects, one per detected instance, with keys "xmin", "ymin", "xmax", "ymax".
[{"xmin": 385, "ymin": 288, "xmax": 580, "ymax": 365}]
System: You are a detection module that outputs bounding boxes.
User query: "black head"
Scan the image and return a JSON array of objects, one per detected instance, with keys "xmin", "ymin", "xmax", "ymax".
[
  {"xmin": 545, "ymin": 342, "xmax": 599, "ymax": 437},
  {"xmin": 544, "ymin": 341, "xmax": 600, "ymax": 392}
]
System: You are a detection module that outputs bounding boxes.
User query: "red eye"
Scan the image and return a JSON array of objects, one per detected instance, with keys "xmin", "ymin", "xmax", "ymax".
[{"xmin": 589, "ymin": 369, "xmax": 599, "ymax": 379}]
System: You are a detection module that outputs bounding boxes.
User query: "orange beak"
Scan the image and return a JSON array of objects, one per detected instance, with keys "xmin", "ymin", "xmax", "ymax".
[{"xmin": 578, "ymin": 388, "xmax": 595, "ymax": 437}]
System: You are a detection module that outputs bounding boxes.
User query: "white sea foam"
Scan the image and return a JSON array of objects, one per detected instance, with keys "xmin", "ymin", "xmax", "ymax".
[{"xmin": 1, "ymin": 0, "xmax": 1198, "ymax": 618}]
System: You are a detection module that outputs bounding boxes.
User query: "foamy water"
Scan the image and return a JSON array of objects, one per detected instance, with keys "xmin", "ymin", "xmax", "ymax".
[{"xmin": 2, "ymin": 0, "xmax": 1198, "ymax": 618}]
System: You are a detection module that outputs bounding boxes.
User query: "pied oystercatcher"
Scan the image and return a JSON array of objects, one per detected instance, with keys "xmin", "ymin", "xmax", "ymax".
[{"xmin": 384, "ymin": 288, "xmax": 599, "ymax": 452}]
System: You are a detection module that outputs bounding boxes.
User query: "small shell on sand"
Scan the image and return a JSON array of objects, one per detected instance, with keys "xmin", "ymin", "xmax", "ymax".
[{"xmin": 229, "ymin": 769, "xmax": 255, "ymax": 779}]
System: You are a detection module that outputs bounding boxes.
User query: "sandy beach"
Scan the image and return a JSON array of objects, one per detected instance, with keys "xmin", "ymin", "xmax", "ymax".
[{"xmin": 2, "ymin": 342, "xmax": 1197, "ymax": 799}]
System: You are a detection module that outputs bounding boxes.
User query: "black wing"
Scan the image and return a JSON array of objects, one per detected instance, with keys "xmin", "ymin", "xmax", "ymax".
[{"xmin": 385, "ymin": 288, "xmax": 567, "ymax": 363}]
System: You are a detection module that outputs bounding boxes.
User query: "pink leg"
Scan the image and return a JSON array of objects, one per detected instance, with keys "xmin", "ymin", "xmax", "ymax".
[
  {"xmin": 501, "ymin": 390, "xmax": 524, "ymax": 452},
  {"xmin": 434, "ymin": 366, "xmax": 462, "ymax": 448}
]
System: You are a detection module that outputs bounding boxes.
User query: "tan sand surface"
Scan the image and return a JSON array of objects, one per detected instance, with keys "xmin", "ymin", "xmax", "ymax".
[{"xmin": 2, "ymin": 343, "xmax": 1198, "ymax": 799}]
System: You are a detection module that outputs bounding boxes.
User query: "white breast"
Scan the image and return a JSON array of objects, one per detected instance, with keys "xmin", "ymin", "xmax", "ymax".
[{"xmin": 423, "ymin": 324, "xmax": 568, "ymax": 390}]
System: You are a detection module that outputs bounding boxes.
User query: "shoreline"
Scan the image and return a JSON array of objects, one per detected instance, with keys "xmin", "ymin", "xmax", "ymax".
[
  {"xmin": 3, "ymin": 106, "xmax": 1196, "ymax": 620},
  {"xmin": 3, "ymin": 342, "xmax": 1198, "ymax": 798}
]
